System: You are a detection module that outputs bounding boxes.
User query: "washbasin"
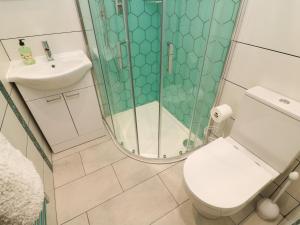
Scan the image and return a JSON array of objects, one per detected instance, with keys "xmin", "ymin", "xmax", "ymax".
[{"xmin": 6, "ymin": 50, "xmax": 92, "ymax": 90}]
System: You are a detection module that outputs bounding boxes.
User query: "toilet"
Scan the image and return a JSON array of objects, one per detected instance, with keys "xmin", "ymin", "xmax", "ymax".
[{"xmin": 183, "ymin": 86, "xmax": 300, "ymax": 218}]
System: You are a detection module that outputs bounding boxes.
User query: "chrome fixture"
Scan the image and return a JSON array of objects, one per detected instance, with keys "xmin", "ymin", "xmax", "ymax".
[
  {"xmin": 167, "ymin": 42, "xmax": 174, "ymax": 74},
  {"xmin": 42, "ymin": 41, "xmax": 54, "ymax": 61},
  {"xmin": 115, "ymin": 0, "xmax": 123, "ymax": 15},
  {"xmin": 117, "ymin": 41, "xmax": 127, "ymax": 70}
]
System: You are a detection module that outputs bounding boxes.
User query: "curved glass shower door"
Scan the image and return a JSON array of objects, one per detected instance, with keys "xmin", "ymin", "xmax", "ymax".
[
  {"xmin": 159, "ymin": 0, "xmax": 241, "ymax": 158},
  {"xmin": 76, "ymin": 0, "xmax": 241, "ymax": 161},
  {"xmin": 78, "ymin": 0, "xmax": 140, "ymax": 154}
]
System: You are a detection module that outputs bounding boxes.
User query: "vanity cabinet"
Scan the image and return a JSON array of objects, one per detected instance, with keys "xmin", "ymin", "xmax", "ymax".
[
  {"xmin": 64, "ymin": 87, "xmax": 102, "ymax": 136},
  {"xmin": 28, "ymin": 94, "xmax": 78, "ymax": 145},
  {"xmin": 17, "ymin": 72, "xmax": 105, "ymax": 153}
]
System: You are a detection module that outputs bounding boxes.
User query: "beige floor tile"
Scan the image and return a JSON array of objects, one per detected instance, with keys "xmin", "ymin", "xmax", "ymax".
[
  {"xmin": 231, "ymin": 196, "xmax": 261, "ymax": 224},
  {"xmin": 87, "ymin": 176, "xmax": 177, "ymax": 225},
  {"xmin": 112, "ymin": 157, "xmax": 173, "ymax": 190},
  {"xmin": 159, "ymin": 162, "xmax": 188, "ymax": 204},
  {"xmin": 53, "ymin": 153, "xmax": 85, "ymax": 188},
  {"xmin": 80, "ymin": 140, "xmax": 126, "ymax": 174},
  {"xmin": 52, "ymin": 135, "xmax": 111, "ymax": 161},
  {"xmin": 287, "ymin": 164, "xmax": 300, "ymax": 202},
  {"xmin": 274, "ymin": 191, "xmax": 299, "ymax": 216},
  {"xmin": 284, "ymin": 205, "xmax": 300, "ymax": 225},
  {"xmin": 241, "ymin": 212, "xmax": 283, "ymax": 225},
  {"xmin": 278, "ymin": 218, "xmax": 289, "ymax": 225},
  {"xmin": 152, "ymin": 200, "xmax": 234, "ymax": 225},
  {"xmin": 274, "ymin": 160, "xmax": 299, "ymax": 186},
  {"xmin": 55, "ymin": 166, "xmax": 122, "ymax": 224},
  {"xmin": 63, "ymin": 213, "xmax": 89, "ymax": 225}
]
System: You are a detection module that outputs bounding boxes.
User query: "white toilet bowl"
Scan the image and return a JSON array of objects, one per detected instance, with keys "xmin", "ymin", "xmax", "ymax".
[
  {"xmin": 183, "ymin": 137, "xmax": 279, "ymax": 218},
  {"xmin": 183, "ymin": 86, "xmax": 300, "ymax": 219}
]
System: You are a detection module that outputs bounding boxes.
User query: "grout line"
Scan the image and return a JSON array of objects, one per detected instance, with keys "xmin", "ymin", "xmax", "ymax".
[
  {"xmin": 111, "ymin": 163, "xmax": 125, "ymax": 192},
  {"xmin": 224, "ymin": 78, "xmax": 247, "ymax": 90},
  {"xmin": 149, "ymin": 199, "xmax": 190, "ymax": 225},
  {"xmin": 65, "ymin": 167, "xmax": 178, "ymax": 219},
  {"xmin": 233, "ymin": 40, "xmax": 300, "ymax": 59},
  {"xmin": 86, "ymin": 212, "xmax": 91, "ymax": 225},
  {"xmin": 54, "ymin": 159, "xmax": 124, "ymax": 190},
  {"xmin": 60, "ymin": 212, "xmax": 88, "ymax": 225},
  {"xmin": 0, "ymin": 30, "xmax": 83, "ymax": 41},
  {"xmin": 0, "ymin": 87, "xmax": 12, "ymax": 130},
  {"xmin": 54, "ymin": 143, "xmax": 182, "ymax": 222},
  {"xmin": 52, "ymin": 136, "xmax": 111, "ymax": 161},
  {"xmin": 0, "ymin": 40, "xmax": 11, "ymax": 60},
  {"xmin": 78, "ymin": 152, "xmax": 87, "ymax": 176},
  {"xmin": 0, "ymin": 98, "xmax": 8, "ymax": 130},
  {"xmin": 157, "ymin": 174, "xmax": 180, "ymax": 206}
]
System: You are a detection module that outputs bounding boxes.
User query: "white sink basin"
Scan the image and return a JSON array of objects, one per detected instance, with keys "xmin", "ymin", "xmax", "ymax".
[{"xmin": 6, "ymin": 50, "xmax": 92, "ymax": 90}]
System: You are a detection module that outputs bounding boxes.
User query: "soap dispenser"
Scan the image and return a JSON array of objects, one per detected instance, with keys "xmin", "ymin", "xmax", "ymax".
[{"xmin": 18, "ymin": 39, "xmax": 35, "ymax": 65}]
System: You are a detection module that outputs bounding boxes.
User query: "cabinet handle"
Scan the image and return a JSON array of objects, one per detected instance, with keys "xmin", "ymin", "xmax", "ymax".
[
  {"xmin": 46, "ymin": 95, "xmax": 61, "ymax": 103},
  {"xmin": 65, "ymin": 92, "xmax": 80, "ymax": 98}
]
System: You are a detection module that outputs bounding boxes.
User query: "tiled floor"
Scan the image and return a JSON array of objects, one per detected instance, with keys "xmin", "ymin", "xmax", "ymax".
[{"xmin": 53, "ymin": 135, "xmax": 286, "ymax": 225}]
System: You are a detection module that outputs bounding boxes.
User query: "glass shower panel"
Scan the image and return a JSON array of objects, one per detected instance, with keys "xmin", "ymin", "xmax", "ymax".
[
  {"xmin": 126, "ymin": 0, "xmax": 161, "ymax": 158},
  {"xmin": 76, "ymin": 0, "xmax": 114, "ymax": 132},
  {"xmin": 159, "ymin": 0, "xmax": 216, "ymax": 158},
  {"xmin": 88, "ymin": 0, "xmax": 139, "ymax": 153},
  {"xmin": 190, "ymin": 0, "xmax": 241, "ymax": 144}
]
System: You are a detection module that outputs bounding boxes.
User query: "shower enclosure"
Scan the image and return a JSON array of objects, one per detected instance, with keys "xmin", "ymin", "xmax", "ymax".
[{"xmin": 76, "ymin": 0, "xmax": 241, "ymax": 161}]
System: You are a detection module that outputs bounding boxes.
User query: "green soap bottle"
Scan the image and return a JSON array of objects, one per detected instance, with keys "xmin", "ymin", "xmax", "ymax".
[{"xmin": 18, "ymin": 39, "xmax": 35, "ymax": 65}]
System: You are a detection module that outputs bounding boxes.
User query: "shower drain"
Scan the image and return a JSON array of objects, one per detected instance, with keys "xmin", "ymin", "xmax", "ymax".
[{"xmin": 182, "ymin": 139, "xmax": 194, "ymax": 149}]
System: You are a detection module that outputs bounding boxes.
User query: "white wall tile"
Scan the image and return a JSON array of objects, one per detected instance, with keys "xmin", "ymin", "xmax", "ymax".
[
  {"xmin": 0, "ymin": 92, "xmax": 7, "ymax": 125},
  {"xmin": 43, "ymin": 161, "xmax": 58, "ymax": 225},
  {"xmin": 227, "ymin": 43, "xmax": 300, "ymax": 101},
  {"xmin": 0, "ymin": 42, "xmax": 11, "ymax": 91},
  {"xmin": 0, "ymin": 0, "xmax": 81, "ymax": 39},
  {"xmin": 236, "ymin": 0, "xmax": 300, "ymax": 57},
  {"xmin": 2, "ymin": 31, "xmax": 86, "ymax": 60},
  {"xmin": 10, "ymin": 87, "xmax": 30, "ymax": 122},
  {"xmin": 0, "ymin": 106, "xmax": 28, "ymax": 155},
  {"xmin": 27, "ymin": 138, "xmax": 44, "ymax": 182},
  {"xmin": 28, "ymin": 118, "xmax": 52, "ymax": 161},
  {"xmin": 218, "ymin": 81, "xmax": 246, "ymax": 118}
]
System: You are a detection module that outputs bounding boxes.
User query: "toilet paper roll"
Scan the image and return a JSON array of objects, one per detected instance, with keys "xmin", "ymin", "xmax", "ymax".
[{"xmin": 210, "ymin": 104, "xmax": 232, "ymax": 123}]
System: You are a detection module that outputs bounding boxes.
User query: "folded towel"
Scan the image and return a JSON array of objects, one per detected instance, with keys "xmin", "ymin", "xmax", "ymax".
[{"xmin": 0, "ymin": 132, "xmax": 44, "ymax": 225}]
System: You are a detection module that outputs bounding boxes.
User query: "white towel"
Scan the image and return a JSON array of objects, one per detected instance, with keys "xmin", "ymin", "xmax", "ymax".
[{"xmin": 0, "ymin": 132, "xmax": 44, "ymax": 225}]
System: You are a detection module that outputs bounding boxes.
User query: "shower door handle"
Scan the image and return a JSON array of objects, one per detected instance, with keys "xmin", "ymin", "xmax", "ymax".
[
  {"xmin": 167, "ymin": 42, "xmax": 174, "ymax": 74},
  {"xmin": 117, "ymin": 41, "xmax": 127, "ymax": 70},
  {"xmin": 115, "ymin": 0, "xmax": 123, "ymax": 15}
]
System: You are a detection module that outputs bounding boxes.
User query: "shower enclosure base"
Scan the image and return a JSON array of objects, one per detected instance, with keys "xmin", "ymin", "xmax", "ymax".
[{"xmin": 108, "ymin": 101, "xmax": 202, "ymax": 160}]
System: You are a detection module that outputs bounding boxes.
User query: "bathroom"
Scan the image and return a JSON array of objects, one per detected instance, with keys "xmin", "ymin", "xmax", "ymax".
[{"xmin": 0, "ymin": 0, "xmax": 300, "ymax": 224}]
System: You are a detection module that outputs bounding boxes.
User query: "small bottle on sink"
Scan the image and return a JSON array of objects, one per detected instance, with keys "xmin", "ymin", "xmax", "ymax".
[{"xmin": 18, "ymin": 39, "xmax": 35, "ymax": 65}]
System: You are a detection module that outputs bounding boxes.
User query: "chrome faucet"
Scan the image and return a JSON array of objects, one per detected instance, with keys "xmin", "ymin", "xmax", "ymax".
[{"xmin": 42, "ymin": 41, "xmax": 54, "ymax": 61}]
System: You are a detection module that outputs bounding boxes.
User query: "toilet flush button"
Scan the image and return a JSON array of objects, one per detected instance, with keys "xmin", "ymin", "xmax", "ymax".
[{"xmin": 279, "ymin": 98, "xmax": 290, "ymax": 104}]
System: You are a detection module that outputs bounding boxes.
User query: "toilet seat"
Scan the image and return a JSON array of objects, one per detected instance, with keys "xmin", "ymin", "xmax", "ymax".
[{"xmin": 183, "ymin": 137, "xmax": 279, "ymax": 213}]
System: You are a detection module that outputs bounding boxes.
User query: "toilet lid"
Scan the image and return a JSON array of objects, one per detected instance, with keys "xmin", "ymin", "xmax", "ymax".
[{"xmin": 184, "ymin": 137, "xmax": 277, "ymax": 209}]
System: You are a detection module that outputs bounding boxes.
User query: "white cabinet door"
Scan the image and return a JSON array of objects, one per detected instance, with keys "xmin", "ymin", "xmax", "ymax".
[
  {"xmin": 27, "ymin": 94, "xmax": 78, "ymax": 146},
  {"xmin": 64, "ymin": 87, "xmax": 105, "ymax": 136}
]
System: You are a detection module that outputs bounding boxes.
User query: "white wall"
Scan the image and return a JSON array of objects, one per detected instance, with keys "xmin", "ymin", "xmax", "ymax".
[
  {"xmin": 0, "ymin": 0, "xmax": 86, "ymax": 61},
  {"xmin": 218, "ymin": 0, "xmax": 300, "ymax": 223},
  {"xmin": 0, "ymin": 0, "xmax": 87, "ymax": 224}
]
